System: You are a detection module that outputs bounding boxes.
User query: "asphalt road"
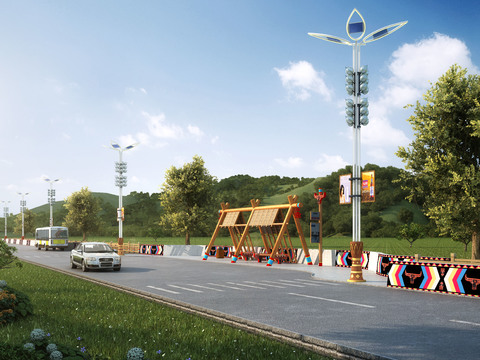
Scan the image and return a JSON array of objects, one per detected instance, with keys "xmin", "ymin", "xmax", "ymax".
[{"xmin": 11, "ymin": 244, "xmax": 480, "ymax": 360}]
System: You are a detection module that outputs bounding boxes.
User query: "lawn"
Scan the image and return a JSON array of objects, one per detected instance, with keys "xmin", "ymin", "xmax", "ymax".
[{"xmin": 0, "ymin": 262, "xmax": 329, "ymax": 360}]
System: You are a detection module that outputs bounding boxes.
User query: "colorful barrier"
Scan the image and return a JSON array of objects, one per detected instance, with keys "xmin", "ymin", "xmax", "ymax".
[
  {"xmin": 387, "ymin": 261, "xmax": 480, "ymax": 297},
  {"xmin": 376, "ymin": 254, "xmax": 451, "ymax": 276},
  {"xmin": 139, "ymin": 244, "xmax": 164, "ymax": 255},
  {"xmin": 335, "ymin": 250, "xmax": 369, "ymax": 269}
]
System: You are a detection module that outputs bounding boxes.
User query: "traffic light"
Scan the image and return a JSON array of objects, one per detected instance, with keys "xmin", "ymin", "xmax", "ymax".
[
  {"xmin": 345, "ymin": 99, "xmax": 355, "ymax": 127},
  {"xmin": 359, "ymin": 66, "xmax": 369, "ymax": 95},
  {"xmin": 345, "ymin": 67, "xmax": 355, "ymax": 96},
  {"xmin": 359, "ymin": 98, "xmax": 369, "ymax": 125}
]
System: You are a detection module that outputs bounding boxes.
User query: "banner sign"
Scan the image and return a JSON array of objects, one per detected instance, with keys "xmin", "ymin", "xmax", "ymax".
[
  {"xmin": 339, "ymin": 174, "xmax": 352, "ymax": 205},
  {"xmin": 387, "ymin": 261, "xmax": 480, "ymax": 297},
  {"xmin": 335, "ymin": 250, "xmax": 369, "ymax": 269},
  {"xmin": 361, "ymin": 170, "xmax": 375, "ymax": 203}
]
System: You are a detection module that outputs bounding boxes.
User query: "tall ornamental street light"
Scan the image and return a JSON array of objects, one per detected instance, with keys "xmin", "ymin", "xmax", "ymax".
[
  {"xmin": 17, "ymin": 192, "xmax": 29, "ymax": 240},
  {"xmin": 1, "ymin": 200, "xmax": 10, "ymax": 240},
  {"xmin": 44, "ymin": 177, "xmax": 60, "ymax": 227},
  {"xmin": 309, "ymin": 9, "xmax": 407, "ymax": 282},
  {"xmin": 109, "ymin": 141, "xmax": 138, "ymax": 255}
]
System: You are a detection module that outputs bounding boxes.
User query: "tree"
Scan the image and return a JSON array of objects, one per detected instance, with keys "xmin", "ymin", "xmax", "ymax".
[
  {"xmin": 13, "ymin": 209, "xmax": 36, "ymax": 238},
  {"xmin": 159, "ymin": 155, "xmax": 218, "ymax": 245},
  {"xmin": 397, "ymin": 223, "xmax": 424, "ymax": 248},
  {"xmin": 396, "ymin": 65, "xmax": 480, "ymax": 257},
  {"xmin": 0, "ymin": 241, "xmax": 22, "ymax": 269},
  {"xmin": 63, "ymin": 187, "xmax": 102, "ymax": 241}
]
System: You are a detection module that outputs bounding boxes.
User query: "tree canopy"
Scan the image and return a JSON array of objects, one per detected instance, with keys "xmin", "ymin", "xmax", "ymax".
[
  {"xmin": 159, "ymin": 155, "xmax": 218, "ymax": 245},
  {"xmin": 396, "ymin": 65, "xmax": 480, "ymax": 256},
  {"xmin": 63, "ymin": 187, "xmax": 102, "ymax": 241}
]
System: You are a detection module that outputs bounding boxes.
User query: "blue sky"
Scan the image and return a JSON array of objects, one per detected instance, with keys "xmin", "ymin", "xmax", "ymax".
[{"xmin": 0, "ymin": 0, "xmax": 479, "ymax": 212}]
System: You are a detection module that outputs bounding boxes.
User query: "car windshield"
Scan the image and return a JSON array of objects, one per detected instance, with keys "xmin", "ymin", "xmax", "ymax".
[{"xmin": 83, "ymin": 244, "xmax": 114, "ymax": 253}]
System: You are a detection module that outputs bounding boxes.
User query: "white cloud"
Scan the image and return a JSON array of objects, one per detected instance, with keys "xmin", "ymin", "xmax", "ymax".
[
  {"xmin": 274, "ymin": 61, "xmax": 332, "ymax": 101},
  {"xmin": 187, "ymin": 125, "xmax": 204, "ymax": 139},
  {"xmin": 143, "ymin": 111, "xmax": 184, "ymax": 139},
  {"xmin": 313, "ymin": 154, "xmax": 348, "ymax": 175},
  {"xmin": 274, "ymin": 156, "xmax": 304, "ymax": 169}
]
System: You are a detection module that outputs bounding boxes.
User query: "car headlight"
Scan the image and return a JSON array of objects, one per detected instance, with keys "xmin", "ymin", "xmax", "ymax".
[
  {"xmin": 86, "ymin": 257, "xmax": 97, "ymax": 261},
  {"xmin": 114, "ymin": 257, "xmax": 121, "ymax": 264}
]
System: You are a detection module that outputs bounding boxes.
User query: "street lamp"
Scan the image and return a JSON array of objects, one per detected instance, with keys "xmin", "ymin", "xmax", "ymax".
[
  {"xmin": 44, "ymin": 177, "xmax": 60, "ymax": 227},
  {"xmin": 1, "ymin": 200, "xmax": 10, "ymax": 240},
  {"xmin": 17, "ymin": 192, "xmax": 29, "ymax": 240},
  {"xmin": 309, "ymin": 9, "xmax": 407, "ymax": 282},
  {"xmin": 109, "ymin": 141, "xmax": 138, "ymax": 255}
]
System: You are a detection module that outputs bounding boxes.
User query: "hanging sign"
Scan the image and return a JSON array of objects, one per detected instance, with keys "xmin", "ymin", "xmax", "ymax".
[
  {"xmin": 339, "ymin": 174, "xmax": 352, "ymax": 205},
  {"xmin": 362, "ymin": 170, "xmax": 375, "ymax": 203}
]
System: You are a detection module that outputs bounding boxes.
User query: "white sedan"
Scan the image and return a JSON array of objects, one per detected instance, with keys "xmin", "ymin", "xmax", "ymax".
[{"xmin": 70, "ymin": 242, "xmax": 121, "ymax": 272}]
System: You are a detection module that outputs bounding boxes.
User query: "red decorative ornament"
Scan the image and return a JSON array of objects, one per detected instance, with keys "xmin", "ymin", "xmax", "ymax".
[{"xmin": 314, "ymin": 188, "xmax": 327, "ymax": 204}]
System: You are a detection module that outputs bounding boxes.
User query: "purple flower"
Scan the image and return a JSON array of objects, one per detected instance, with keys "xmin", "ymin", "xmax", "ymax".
[
  {"xmin": 81, "ymin": 347, "xmax": 86, "ymax": 353},
  {"xmin": 77, "ymin": 337, "xmax": 82, "ymax": 341},
  {"xmin": 156, "ymin": 350, "xmax": 162, "ymax": 354}
]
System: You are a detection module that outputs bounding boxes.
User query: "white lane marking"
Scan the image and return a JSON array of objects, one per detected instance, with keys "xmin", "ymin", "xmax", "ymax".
[
  {"xmin": 250, "ymin": 281, "xmax": 287, "ymax": 289},
  {"xmin": 227, "ymin": 282, "xmax": 265, "ymax": 289},
  {"xmin": 289, "ymin": 293, "xmax": 376, "ymax": 309},
  {"xmin": 168, "ymin": 284, "xmax": 203, "ymax": 293},
  {"xmin": 187, "ymin": 284, "xmax": 224, "ymax": 292},
  {"xmin": 208, "ymin": 283, "xmax": 245, "ymax": 291},
  {"xmin": 294, "ymin": 279, "xmax": 340, "ymax": 286},
  {"xmin": 279, "ymin": 279, "xmax": 306, "ymax": 287},
  {"xmin": 147, "ymin": 285, "xmax": 180, "ymax": 295},
  {"xmin": 450, "ymin": 319, "xmax": 480, "ymax": 327}
]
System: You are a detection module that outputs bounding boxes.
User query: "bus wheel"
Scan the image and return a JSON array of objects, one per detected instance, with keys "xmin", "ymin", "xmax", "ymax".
[
  {"xmin": 45, "ymin": 247, "xmax": 48, "ymax": 251},
  {"xmin": 37, "ymin": 245, "xmax": 41, "ymax": 250}
]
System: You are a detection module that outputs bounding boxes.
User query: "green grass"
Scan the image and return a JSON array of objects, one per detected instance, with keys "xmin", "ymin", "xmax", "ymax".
[
  {"xmin": 72, "ymin": 234, "xmax": 471, "ymax": 259},
  {"xmin": 0, "ymin": 262, "xmax": 329, "ymax": 360}
]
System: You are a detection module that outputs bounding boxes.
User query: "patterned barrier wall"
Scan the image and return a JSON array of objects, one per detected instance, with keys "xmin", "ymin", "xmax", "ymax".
[
  {"xmin": 387, "ymin": 261, "xmax": 480, "ymax": 297},
  {"xmin": 139, "ymin": 244, "xmax": 164, "ymax": 255},
  {"xmin": 376, "ymin": 254, "xmax": 451, "ymax": 276},
  {"xmin": 335, "ymin": 250, "xmax": 369, "ymax": 269}
]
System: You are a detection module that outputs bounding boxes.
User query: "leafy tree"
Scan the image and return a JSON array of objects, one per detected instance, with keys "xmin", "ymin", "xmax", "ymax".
[
  {"xmin": 63, "ymin": 187, "xmax": 102, "ymax": 241},
  {"xmin": 0, "ymin": 241, "xmax": 22, "ymax": 269},
  {"xmin": 13, "ymin": 209, "xmax": 36, "ymax": 238},
  {"xmin": 159, "ymin": 155, "xmax": 218, "ymax": 245},
  {"xmin": 398, "ymin": 208, "xmax": 414, "ymax": 224},
  {"xmin": 396, "ymin": 65, "xmax": 480, "ymax": 256},
  {"xmin": 397, "ymin": 223, "xmax": 424, "ymax": 248}
]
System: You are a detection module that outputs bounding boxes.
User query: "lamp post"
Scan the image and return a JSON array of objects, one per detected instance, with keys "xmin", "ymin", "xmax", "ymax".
[
  {"xmin": 44, "ymin": 178, "xmax": 60, "ymax": 227},
  {"xmin": 1, "ymin": 200, "xmax": 10, "ymax": 240},
  {"xmin": 309, "ymin": 9, "xmax": 407, "ymax": 282},
  {"xmin": 109, "ymin": 141, "xmax": 138, "ymax": 255},
  {"xmin": 17, "ymin": 192, "xmax": 29, "ymax": 240}
]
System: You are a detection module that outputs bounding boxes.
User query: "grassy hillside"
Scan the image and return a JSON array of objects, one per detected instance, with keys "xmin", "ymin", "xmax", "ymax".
[{"xmin": 261, "ymin": 178, "xmax": 320, "ymax": 205}]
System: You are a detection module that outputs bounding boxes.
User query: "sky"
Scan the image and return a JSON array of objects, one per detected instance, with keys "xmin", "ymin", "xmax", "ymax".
[{"xmin": 0, "ymin": 0, "xmax": 479, "ymax": 213}]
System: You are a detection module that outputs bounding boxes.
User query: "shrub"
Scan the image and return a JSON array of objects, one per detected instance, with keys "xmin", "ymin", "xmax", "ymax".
[{"xmin": 0, "ymin": 282, "xmax": 34, "ymax": 325}]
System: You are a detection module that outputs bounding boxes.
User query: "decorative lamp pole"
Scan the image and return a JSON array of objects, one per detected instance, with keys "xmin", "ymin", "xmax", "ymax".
[
  {"xmin": 17, "ymin": 192, "xmax": 29, "ymax": 240},
  {"xmin": 314, "ymin": 189, "xmax": 326, "ymax": 266},
  {"xmin": 109, "ymin": 141, "xmax": 138, "ymax": 255},
  {"xmin": 1, "ymin": 200, "xmax": 10, "ymax": 240},
  {"xmin": 44, "ymin": 178, "xmax": 60, "ymax": 227},
  {"xmin": 309, "ymin": 9, "xmax": 407, "ymax": 282}
]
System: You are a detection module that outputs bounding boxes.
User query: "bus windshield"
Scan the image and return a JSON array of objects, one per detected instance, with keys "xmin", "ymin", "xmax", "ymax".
[{"xmin": 52, "ymin": 229, "xmax": 68, "ymax": 239}]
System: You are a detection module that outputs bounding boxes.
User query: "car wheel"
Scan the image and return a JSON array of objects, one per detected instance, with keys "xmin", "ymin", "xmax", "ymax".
[
  {"xmin": 70, "ymin": 258, "xmax": 77, "ymax": 269},
  {"xmin": 114, "ymin": 266, "xmax": 121, "ymax": 272},
  {"xmin": 81, "ymin": 261, "xmax": 88, "ymax": 272}
]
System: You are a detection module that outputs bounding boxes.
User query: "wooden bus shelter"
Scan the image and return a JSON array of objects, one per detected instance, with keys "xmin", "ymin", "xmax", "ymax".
[{"xmin": 203, "ymin": 195, "xmax": 314, "ymax": 267}]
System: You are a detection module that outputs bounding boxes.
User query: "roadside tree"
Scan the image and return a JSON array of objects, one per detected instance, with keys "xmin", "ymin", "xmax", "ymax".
[
  {"xmin": 13, "ymin": 209, "xmax": 36, "ymax": 238},
  {"xmin": 63, "ymin": 187, "xmax": 102, "ymax": 241},
  {"xmin": 159, "ymin": 155, "xmax": 217, "ymax": 245},
  {"xmin": 396, "ymin": 65, "xmax": 480, "ymax": 257}
]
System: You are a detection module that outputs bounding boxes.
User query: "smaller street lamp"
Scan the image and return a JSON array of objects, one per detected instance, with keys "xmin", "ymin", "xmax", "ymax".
[
  {"xmin": 109, "ymin": 141, "xmax": 138, "ymax": 255},
  {"xmin": 1, "ymin": 200, "xmax": 10, "ymax": 240},
  {"xmin": 17, "ymin": 192, "xmax": 29, "ymax": 240},
  {"xmin": 44, "ymin": 177, "xmax": 60, "ymax": 227}
]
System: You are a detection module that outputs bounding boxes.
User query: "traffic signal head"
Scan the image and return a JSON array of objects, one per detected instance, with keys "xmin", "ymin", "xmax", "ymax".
[
  {"xmin": 359, "ymin": 98, "xmax": 369, "ymax": 125},
  {"xmin": 359, "ymin": 66, "xmax": 369, "ymax": 95},
  {"xmin": 345, "ymin": 99, "xmax": 355, "ymax": 127},
  {"xmin": 345, "ymin": 67, "xmax": 355, "ymax": 96}
]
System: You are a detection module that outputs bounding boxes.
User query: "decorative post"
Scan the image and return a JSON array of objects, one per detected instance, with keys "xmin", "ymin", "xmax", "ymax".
[
  {"xmin": 314, "ymin": 189, "xmax": 326, "ymax": 266},
  {"xmin": 308, "ymin": 8, "xmax": 407, "ymax": 282},
  {"xmin": 17, "ymin": 192, "xmax": 29, "ymax": 240},
  {"xmin": 1, "ymin": 201, "xmax": 10, "ymax": 240}
]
